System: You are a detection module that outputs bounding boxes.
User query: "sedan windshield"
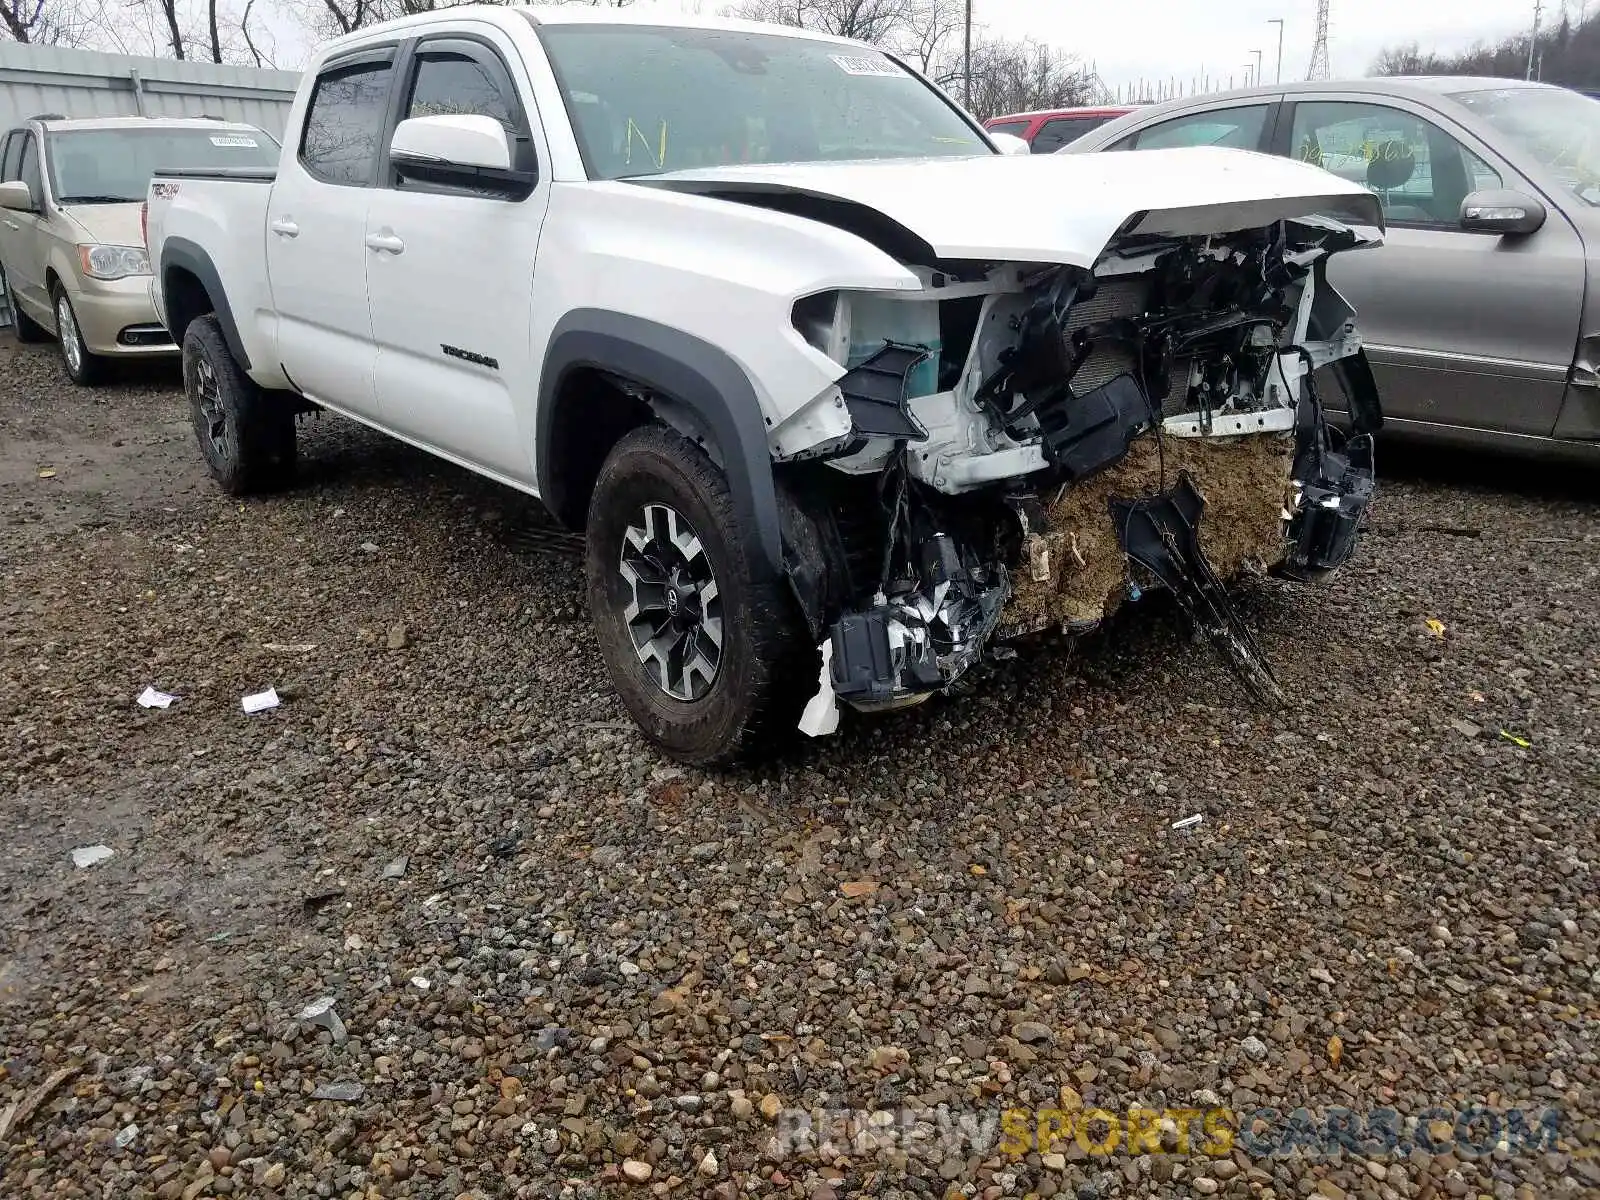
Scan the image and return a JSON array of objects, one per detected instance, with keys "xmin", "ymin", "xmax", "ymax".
[
  {"xmin": 1451, "ymin": 85, "xmax": 1600, "ymax": 205},
  {"xmin": 535, "ymin": 24, "xmax": 991, "ymax": 179},
  {"xmin": 46, "ymin": 127, "xmax": 278, "ymax": 204}
]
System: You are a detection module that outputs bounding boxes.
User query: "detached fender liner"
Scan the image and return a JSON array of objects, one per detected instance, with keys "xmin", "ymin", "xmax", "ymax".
[
  {"xmin": 536, "ymin": 309, "xmax": 784, "ymax": 579},
  {"xmin": 159, "ymin": 237, "xmax": 251, "ymax": 371}
]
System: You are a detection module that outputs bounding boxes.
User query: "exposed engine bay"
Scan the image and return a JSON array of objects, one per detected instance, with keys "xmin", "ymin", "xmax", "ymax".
[{"xmin": 775, "ymin": 216, "xmax": 1383, "ymax": 734}]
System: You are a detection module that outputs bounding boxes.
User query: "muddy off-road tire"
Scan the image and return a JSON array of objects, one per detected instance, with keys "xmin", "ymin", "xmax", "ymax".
[
  {"xmin": 2, "ymin": 266, "xmax": 48, "ymax": 343},
  {"xmin": 183, "ymin": 315, "xmax": 295, "ymax": 495},
  {"xmin": 586, "ymin": 424, "xmax": 816, "ymax": 766}
]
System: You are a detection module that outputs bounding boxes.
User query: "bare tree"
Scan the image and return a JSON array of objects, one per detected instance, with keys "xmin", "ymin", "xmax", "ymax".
[
  {"xmin": 1, "ymin": 0, "xmax": 43, "ymax": 41},
  {"xmin": 962, "ymin": 37, "xmax": 1097, "ymax": 119},
  {"xmin": 725, "ymin": 0, "xmax": 1098, "ymax": 116},
  {"xmin": 239, "ymin": 0, "xmax": 266, "ymax": 65},
  {"xmin": 1, "ymin": 0, "xmax": 96, "ymax": 44},
  {"xmin": 730, "ymin": 0, "xmax": 907, "ymax": 44},
  {"xmin": 206, "ymin": 0, "xmax": 222, "ymax": 61},
  {"xmin": 898, "ymin": 0, "xmax": 964, "ymax": 87},
  {"xmin": 1369, "ymin": 41, "xmax": 1426, "ymax": 76},
  {"xmin": 150, "ymin": 0, "xmax": 186, "ymax": 57}
]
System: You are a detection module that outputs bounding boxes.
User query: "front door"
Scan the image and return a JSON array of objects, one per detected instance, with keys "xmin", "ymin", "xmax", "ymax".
[
  {"xmin": 3, "ymin": 131, "xmax": 53, "ymax": 321},
  {"xmin": 363, "ymin": 29, "xmax": 549, "ymax": 484},
  {"xmin": 1281, "ymin": 97, "xmax": 1583, "ymax": 436},
  {"xmin": 265, "ymin": 46, "xmax": 398, "ymax": 415}
]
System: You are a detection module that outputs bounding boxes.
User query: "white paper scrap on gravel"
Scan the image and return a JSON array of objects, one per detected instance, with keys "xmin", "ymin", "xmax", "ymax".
[
  {"xmin": 798, "ymin": 642, "xmax": 840, "ymax": 738},
  {"xmin": 71, "ymin": 845, "xmax": 114, "ymax": 868},
  {"xmin": 242, "ymin": 687, "xmax": 281, "ymax": 714},
  {"xmin": 137, "ymin": 686, "xmax": 177, "ymax": 709}
]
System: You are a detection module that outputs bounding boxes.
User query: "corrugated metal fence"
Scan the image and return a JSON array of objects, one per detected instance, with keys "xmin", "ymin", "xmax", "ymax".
[
  {"xmin": 1, "ymin": 44, "xmax": 300, "ymax": 328},
  {"xmin": 0, "ymin": 43, "xmax": 299, "ymax": 135}
]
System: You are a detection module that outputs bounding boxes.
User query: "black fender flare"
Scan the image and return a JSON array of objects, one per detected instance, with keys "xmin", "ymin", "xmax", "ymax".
[
  {"xmin": 536, "ymin": 309, "xmax": 783, "ymax": 579},
  {"xmin": 159, "ymin": 237, "xmax": 251, "ymax": 370}
]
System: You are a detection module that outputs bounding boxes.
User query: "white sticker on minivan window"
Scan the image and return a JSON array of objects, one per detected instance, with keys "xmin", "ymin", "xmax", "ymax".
[
  {"xmin": 830, "ymin": 53, "xmax": 904, "ymax": 78},
  {"xmin": 209, "ymin": 135, "xmax": 259, "ymax": 148}
]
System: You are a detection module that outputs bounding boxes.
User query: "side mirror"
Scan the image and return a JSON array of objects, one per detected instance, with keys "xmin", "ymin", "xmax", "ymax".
[
  {"xmin": 988, "ymin": 131, "xmax": 1032, "ymax": 156},
  {"xmin": 389, "ymin": 114, "xmax": 535, "ymax": 199},
  {"xmin": 1459, "ymin": 188, "xmax": 1546, "ymax": 236},
  {"xmin": 0, "ymin": 180, "xmax": 35, "ymax": 212}
]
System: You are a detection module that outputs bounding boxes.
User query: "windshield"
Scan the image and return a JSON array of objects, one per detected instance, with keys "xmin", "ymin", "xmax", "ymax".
[
  {"xmin": 1451, "ymin": 85, "xmax": 1600, "ymax": 205},
  {"xmin": 46, "ymin": 127, "xmax": 279, "ymax": 203},
  {"xmin": 535, "ymin": 24, "xmax": 991, "ymax": 179}
]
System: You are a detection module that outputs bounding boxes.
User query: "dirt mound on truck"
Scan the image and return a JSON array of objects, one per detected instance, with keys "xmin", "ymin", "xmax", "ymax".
[{"xmin": 1004, "ymin": 432, "xmax": 1295, "ymax": 635}]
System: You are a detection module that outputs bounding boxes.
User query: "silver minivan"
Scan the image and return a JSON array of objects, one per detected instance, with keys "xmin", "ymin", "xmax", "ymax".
[{"xmin": 1066, "ymin": 78, "xmax": 1600, "ymax": 463}]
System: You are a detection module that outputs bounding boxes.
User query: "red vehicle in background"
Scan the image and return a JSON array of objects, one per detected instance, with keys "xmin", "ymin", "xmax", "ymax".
[{"xmin": 983, "ymin": 106, "xmax": 1137, "ymax": 153}]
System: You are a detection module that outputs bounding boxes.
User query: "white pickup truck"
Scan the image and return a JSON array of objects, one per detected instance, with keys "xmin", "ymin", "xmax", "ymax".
[{"xmin": 144, "ymin": 5, "xmax": 1387, "ymax": 765}]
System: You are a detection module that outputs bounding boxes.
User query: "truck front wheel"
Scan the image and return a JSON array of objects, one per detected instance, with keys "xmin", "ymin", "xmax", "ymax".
[
  {"xmin": 183, "ymin": 315, "xmax": 295, "ymax": 495},
  {"xmin": 585, "ymin": 424, "xmax": 815, "ymax": 766}
]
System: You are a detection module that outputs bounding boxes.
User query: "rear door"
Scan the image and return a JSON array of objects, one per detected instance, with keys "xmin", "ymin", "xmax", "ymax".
[
  {"xmin": 362, "ymin": 26, "xmax": 550, "ymax": 483},
  {"xmin": 1107, "ymin": 99, "xmax": 1281, "ymax": 152},
  {"xmin": 265, "ymin": 44, "xmax": 396, "ymax": 415},
  {"xmin": 1274, "ymin": 96, "xmax": 1582, "ymax": 435}
]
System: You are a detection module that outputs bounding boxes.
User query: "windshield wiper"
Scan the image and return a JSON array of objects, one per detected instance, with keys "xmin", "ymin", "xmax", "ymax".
[{"xmin": 59, "ymin": 194, "xmax": 140, "ymax": 204}]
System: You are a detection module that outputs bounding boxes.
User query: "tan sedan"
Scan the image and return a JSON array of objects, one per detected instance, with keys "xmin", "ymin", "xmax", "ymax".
[{"xmin": 0, "ymin": 115, "xmax": 277, "ymax": 385}]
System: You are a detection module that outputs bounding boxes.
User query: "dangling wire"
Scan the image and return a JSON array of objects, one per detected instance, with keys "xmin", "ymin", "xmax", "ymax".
[
  {"xmin": 875, "ymin": 447, "xmax": 911, "ymax": 597},
  {"xmin": 1135, "ymin": 336, "xmax": 1168, "ymax": 493}
]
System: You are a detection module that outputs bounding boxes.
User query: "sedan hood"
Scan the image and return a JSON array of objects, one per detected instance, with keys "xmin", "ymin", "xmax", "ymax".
[{"xmin": 635, "ymin": 147, "xmax": 1384, "ymax": 267}]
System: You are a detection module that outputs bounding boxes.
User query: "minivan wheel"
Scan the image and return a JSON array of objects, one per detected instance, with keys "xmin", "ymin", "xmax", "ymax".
[
  {"xmin": 183, "ymin": 314, "xmax": 296, "ymax": 495},
  {"xmin": 585, "ymin": 424, "xmax": 816, "ymax": 766},
  {"xmin": 2, "ymin": 266, "xmax": 48, "ymax": 343},
  {"xmin": 53, "ymin": 286, "xmax": 106, "ymax": 386}
]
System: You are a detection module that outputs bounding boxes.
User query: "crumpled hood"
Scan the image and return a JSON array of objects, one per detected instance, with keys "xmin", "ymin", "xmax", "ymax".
[{"xmin": 634, "ymin": 146, "xmax": 1384, "ymax": 267}]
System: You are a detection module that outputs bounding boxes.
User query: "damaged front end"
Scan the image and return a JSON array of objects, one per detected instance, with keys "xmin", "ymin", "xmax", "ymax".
[{"xmin": 775, "ymin": 212, "xmax": 1384, "ymax": 733}]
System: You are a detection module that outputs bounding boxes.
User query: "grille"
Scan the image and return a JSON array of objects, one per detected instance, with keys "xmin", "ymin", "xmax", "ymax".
[{"xmin": 1061, "ymin": 276, "xmax": 1194, "ymax": 417}]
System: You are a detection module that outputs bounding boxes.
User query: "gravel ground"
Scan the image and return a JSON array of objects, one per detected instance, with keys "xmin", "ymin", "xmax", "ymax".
[{"xmin": 1, "ymin": 332, "xmax": 1596, "ymax": 1200}]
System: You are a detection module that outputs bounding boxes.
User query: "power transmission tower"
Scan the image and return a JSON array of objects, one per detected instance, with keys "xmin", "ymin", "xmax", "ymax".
[
  {"xmin": 1526, "ymin": 0, "xmax": 1543, "ymax": 80},
  {"xmin": 1307, "ymin": 0, "xmax": 1331, "ymax": 80}
]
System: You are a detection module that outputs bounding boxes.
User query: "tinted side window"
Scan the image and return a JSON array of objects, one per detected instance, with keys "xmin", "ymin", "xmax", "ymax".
[
  {"xmin": 1132, "ymin": 105, "xmax": 1270, "ymax": 150},
  {"xmin": 985, "ymin": 120, "xmax": 1030, "ymax": 139},
  {"xmin": 18, "ymin": 134, "xmax": 42, "ymax": 199},
  {"xmin": 406, "ymin": 52, "xmax": 515, "ymax": 127},
  {"xmin": 300, "ymin": 59, "xmax": 395, "ymax": 186},
  {"xmin": 0, "ymin": 132, "xmax": 18, "ymax": 182},
  {"xmin": 1289, "ymin": 101, "xmax": 1502, "ymax": 226},
  {"xmin": 1032, "ymin": 116, "xmax": 1108, "ymax": 153}
]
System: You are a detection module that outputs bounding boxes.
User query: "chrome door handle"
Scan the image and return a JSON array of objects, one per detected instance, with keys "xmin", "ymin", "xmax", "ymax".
[
  {"xmin": 270, "ymin": 217, "xmax": 299, "ymax": 238},
  {"xmin": 2, "ymin": 219, "xmax": 18, "ymax": 230},
  {"xmin": 365, "ymin": 232, "xmax": 404, "ymax": 255}
]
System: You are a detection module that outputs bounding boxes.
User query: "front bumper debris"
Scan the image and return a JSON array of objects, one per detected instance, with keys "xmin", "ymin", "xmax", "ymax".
[
  {"xmin": 1110, "ymin": 472, "xmax": 1282, "ymax": 703},
  {"xmin": 1280, "ymin": 352, "xmax": 1381, "ymax": 581},
  {"xmin": 796, "ymin": 357, "xmax": 1381, "ymax": 732},
  {"xmin": 828, "ymin": 533, "xmax": 1008, "ymax": 710}
]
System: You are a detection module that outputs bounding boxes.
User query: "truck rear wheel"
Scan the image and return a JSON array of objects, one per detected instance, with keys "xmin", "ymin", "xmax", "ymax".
[
  {"xmin": 183, "ymin": 314, "xmax": 295, "ymax": 495},
  {"xmin": 585, "ymin": 424, "xmax": 815, "ymax": 766}
]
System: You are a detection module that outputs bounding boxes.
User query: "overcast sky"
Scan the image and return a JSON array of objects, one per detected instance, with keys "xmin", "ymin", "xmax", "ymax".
[
  {"xmin": 261, "ymin": 0, "xmax": 1549, "ymax": 85},
  {"xmin": 973, "ymin": 0, "xmax": 1544, "ymax": 91}
]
